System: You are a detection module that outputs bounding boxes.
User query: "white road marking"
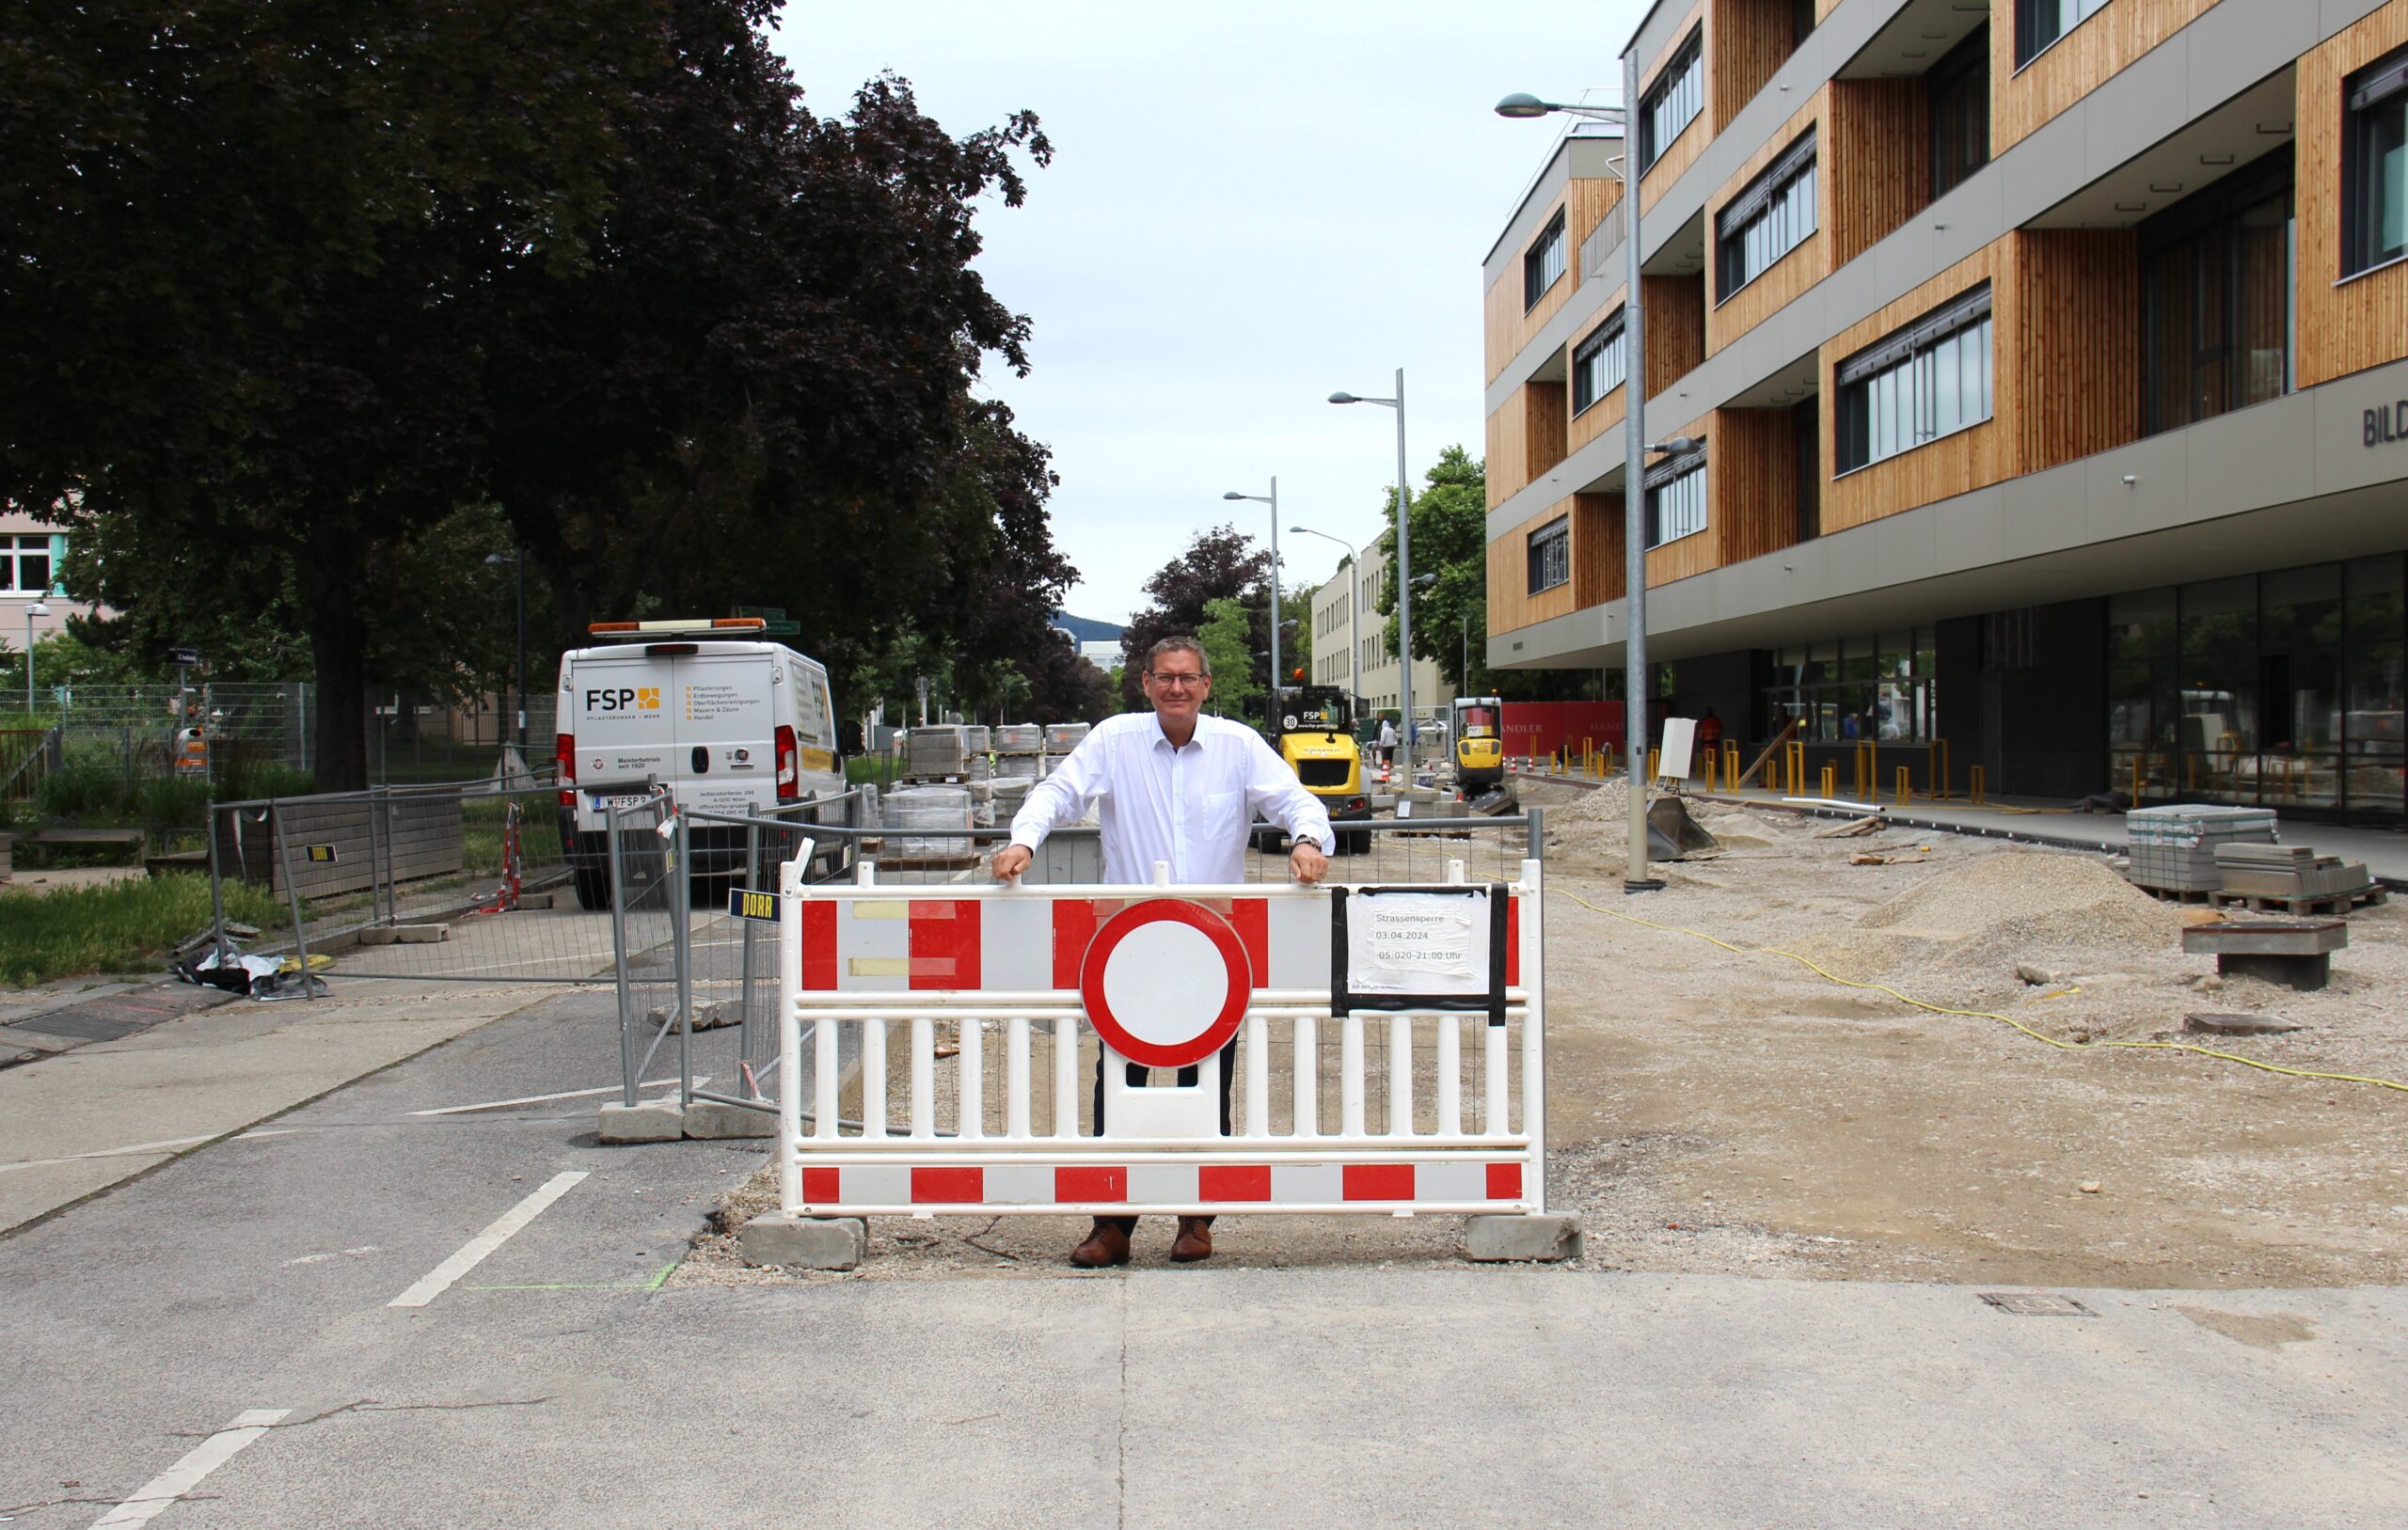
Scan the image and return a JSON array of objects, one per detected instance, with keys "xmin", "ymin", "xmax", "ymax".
[
  {"xmin": 405, "ymin": 1077, "xmax": 702, "ymax": 1117},
  {"xmin": 89, "ymin": 1408, "xmax": 290, "ymax": 1527},
  {"xmin": 388, "ymin": 1171, "xmax": 587, "ymax": 1308},
  {"xmin": 0, "ymin": 1135, "xmax": 214, "ymax": 1175},
  {"xmin": 284, "ymin": 1245, "xmax": 380, "ymax": 1267}
]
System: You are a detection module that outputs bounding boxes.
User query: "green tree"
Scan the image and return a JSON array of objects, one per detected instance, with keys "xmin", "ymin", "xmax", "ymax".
[
  {"xmin": 1119, "ymin": 527, "xmax": 1272, "ymax": 709},
  {"xmin": 1373, "ymin": 445, "xmax": 1491, "ymax": 697},
  {"xmin": 1195, "ymin": 596, "xmax": 1261, "ymax": 721}
]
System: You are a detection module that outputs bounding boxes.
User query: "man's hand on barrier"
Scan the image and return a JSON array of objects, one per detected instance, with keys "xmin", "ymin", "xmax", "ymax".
[
  {"xmin": 1289, "ymin": 839, "xmax": 1328, "ymax": 886},
  {"xmin": 990, "ymin": 844, "xmax": 1033, "ymax": 882}
]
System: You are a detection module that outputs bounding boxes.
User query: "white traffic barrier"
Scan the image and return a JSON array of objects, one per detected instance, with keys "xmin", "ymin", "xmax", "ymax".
[{"xmin": 773, "ymin": 858, "xmax": 1547, "ymax": 1219}]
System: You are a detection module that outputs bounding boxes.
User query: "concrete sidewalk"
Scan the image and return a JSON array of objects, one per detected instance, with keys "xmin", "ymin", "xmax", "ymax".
[{"xmin": 0, "ymin": 977, "xmax": 575, "ymax": 1231}]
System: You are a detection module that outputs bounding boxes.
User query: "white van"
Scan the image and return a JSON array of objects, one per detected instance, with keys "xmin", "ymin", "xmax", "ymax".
[{"xmin": 554, "ymin": 618, "xmax": 844, "ymax": 907}]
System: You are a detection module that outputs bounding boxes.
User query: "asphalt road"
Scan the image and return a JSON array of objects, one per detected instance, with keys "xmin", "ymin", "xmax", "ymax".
[{"xmin": 2, "ymin": 987, "xmax": 2403, "ymax": 1528}]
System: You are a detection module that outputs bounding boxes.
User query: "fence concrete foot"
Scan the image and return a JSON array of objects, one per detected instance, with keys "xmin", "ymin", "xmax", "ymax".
[
  {"xmin": 596, "ymin": 1099, "xmax": 683, "ymax": 1144},
  {"xmin": 1463, "ymin": 1212, "xmax": 1582, "ymax": 1263},
  {"xmin": 357, "ymin": 923, "xmax": 451, "ymax": 945},
  {"xmin": 742, "ymin": 1213, "xmax": 865, "ymax": 1271},
  {"xmin": 681, "ymin": 1101, "xmax": 774, "ymax": 1140}
]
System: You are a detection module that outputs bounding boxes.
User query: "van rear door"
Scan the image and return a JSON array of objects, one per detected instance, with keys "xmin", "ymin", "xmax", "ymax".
[
  {"xmin": 673, "ymin": 648, "xmax": 780, "ymax": 815},
  {"xmin": 568, "ymin": 652, "xmax": 677, "ymax": 824}
]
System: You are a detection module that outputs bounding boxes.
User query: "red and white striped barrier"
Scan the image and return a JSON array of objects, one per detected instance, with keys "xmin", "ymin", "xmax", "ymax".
[{"xmin": 773, "ymin": 858, "xmax": 1547, "ymax": 1220}]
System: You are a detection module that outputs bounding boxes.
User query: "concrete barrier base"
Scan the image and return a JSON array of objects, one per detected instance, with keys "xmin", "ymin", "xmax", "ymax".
[
  {"xmin": 1463, "ymin": 1212, "xmax": 1582, "ymax": 1263},
  {"xmin": 596, "ymin": 1099, "xmax": 683, "ymax": 1144},
  {"xmin": 743, "ymin": 1213, "xmax": 866, "ymax": 1271},
  {"xmin": 682, "ymin": 1100, "xmax": 774, "ymax": 1139}
]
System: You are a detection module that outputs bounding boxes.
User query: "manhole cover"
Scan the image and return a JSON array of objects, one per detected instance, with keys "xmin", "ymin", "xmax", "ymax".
[{"xmin": 1979, "ymin": 1291, "xmax": 2096, "ymax": 1317}]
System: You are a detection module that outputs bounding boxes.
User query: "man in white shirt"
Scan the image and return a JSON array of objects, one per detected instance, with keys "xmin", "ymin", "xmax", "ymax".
[
  {"xmin": 991, "ymin": 636, "xmax": 1335, "ymax": 1268},
  {"xmin": 1377, "ymin": 715, "xmax": 1398, "ymax": 770}
]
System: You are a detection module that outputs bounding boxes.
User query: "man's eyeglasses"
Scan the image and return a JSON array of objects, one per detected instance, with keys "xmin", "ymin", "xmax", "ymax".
[{"xmin": 1148, "ymin": 670, "xmax": 1206, "ymax": 690}]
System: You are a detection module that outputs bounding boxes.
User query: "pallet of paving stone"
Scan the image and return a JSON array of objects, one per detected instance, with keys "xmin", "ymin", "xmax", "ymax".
[{"xmin": 2208, "ymin": 881, "xmax": 2386, "ymax": 917}]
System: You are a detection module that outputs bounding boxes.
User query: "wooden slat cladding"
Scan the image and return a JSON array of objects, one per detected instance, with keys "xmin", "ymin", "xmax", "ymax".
[
  {"xmin": 1827, "ymin": 79, "xmax": 1927, "ymax": 270},
  {"xmin": 1712, "ymin": 0, "xmax": 1799, "ymax": 133},
  {"xmin": 1486, "ymin": 387, "xmax": 1529, "ymax": 511},
  {"xmin": 1572, "ymin": 493, "xmax": 1625, "ymax": 607},
  {"xmin": 1706, "ymin": 93, "xmax": 1830, "ymax": 356},
  {"xmin": 1708, "ymin": 407, "xmax": 1799, "ymax": 566},
  {"xmin": 1484, "ymin": 178, "xmax": 1626, "ymax": 386},
  {"xmin": 1821, "ymin": 244, "xmax": 2015, "ymax": 536},
  {"xmin": 1645, "ymin": 275, "xmax": 1709, "ymax": 398},
  {"xmin": 1525, "ymin": 381, "xmax": 1569, "ymax": 483},
  {"xmin": 1638, "ymin": 0, "xmax": 1709, "ymax": 215},
  {"xmin": 2295, "ymin": 3, "xmax": 2408, "ymax": 388},
  {"xmin": 1487, "ymin": 501, "xmax": 1581, "ymax": 635},
  {"xmin": 2014, "ymin": 229, "xmax": 2140, "ymax": 472},
  {"xmin": 1992, "ymin": 0, "xmax": 2221, "ymax": 155}
]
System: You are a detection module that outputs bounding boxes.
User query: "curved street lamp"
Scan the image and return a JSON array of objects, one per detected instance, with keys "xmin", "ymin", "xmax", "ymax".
[
  {"xmin": 1328, "ymin": 372, "xmax": 1416, "ymax": 753},
  {"xmin": 1222, "ymin": 481, "xmax": 1282, "ymax": 701}
]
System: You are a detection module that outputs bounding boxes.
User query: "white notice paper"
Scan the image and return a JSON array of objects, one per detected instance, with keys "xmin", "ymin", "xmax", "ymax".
[{"xmin": 1346, "ymin": 890, "xmax": 1490, "ymax": 997}]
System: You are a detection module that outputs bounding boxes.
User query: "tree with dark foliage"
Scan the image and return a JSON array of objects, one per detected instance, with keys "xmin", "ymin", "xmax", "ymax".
[
  {"xmin": 2, "ymin": 0, "xmax": 1066, "ymax": 787},
  {"xmin": 1117, "ymin": 527, "xmax": 1275, "ymax": 710}
]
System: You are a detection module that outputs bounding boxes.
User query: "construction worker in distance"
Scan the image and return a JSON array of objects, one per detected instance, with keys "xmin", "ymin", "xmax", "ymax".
[
  {"xmin": 990, "ymin": 635, "xmax": 1334, "ymax": 1269},
  {"xmin": 1377, "ymin": 714, "xmax": 1398, "ymax": 776}
]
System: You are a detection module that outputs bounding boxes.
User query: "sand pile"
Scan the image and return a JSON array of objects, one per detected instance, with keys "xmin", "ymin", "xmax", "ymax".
[{"xmin": 1859, "ymin": 850, "xmax": 2185, "ymax": 974}]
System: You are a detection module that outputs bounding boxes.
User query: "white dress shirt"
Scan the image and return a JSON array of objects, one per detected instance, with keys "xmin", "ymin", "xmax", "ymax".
[{"xmin": 1008, "ymin": 712, "xmax": 1336, "ymax": 885}]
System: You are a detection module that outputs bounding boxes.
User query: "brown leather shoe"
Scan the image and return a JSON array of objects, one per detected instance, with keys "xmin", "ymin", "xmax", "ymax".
[
  {"xmin": 1069, "ymin": 1218, "xmax": 1132, "ymax": 1269},
  {"xmin": 1170, "ymin": 1216, "xmax": 1214, "ymax": 1263}
]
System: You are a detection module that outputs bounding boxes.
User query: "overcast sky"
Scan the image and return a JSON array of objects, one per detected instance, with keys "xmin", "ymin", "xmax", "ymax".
[{"xmin": 772, "ymin": 0, "xmax": 1646, "ymax": 629}]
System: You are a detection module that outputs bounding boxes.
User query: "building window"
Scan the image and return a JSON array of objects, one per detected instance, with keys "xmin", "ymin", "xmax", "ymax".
[
  {"xmin": 1834, "ymin": 284, "xmax": 1994, "ymax": 474},
  {"xmin": 2014, "ymin": 0, "xmax": 2110, "ymax": 69},
  {"xmin": 1793, "ymin": 0, "xmax": 1816, "ymax": 45},
  {"xmin": 1766, "ymin": 630, "xmax": 1938, "ymax": 744},
  {"xmin": 1570, "ymin": 308, "xmax": 1627, "ymax": 415},
  {"xmin": 1639, "ymin": 28, "xmax": 1703, "ymax": 171},
  {"xmin": 1715, "ymin": 129, "xmax": 1816, "ymax": 300},
  {"xmin": 2345, "ymin": 44, "xmax": 2408, "ymax": 277},
  {"xmin": 1527, "ymin": 516, "xmax": 1571, "ymax": 594},
  {"xmin": 2, "ymin": 535, "xmax": 55, "ymax": 594},
  {"xmin": 2141, "ymin": 148, "xmax": 2293, "ymax": 435},
  {"xmin": 1928, "ymin": 27, "xmax": 1989, "ymax": 199},
  {"xmin": 1643, "ymin": 450, "xmax": 1706, "ymax": 548},
  {"xmin": 1524, "ymin": 210, "xmax": 1566, "ymax": 310}
]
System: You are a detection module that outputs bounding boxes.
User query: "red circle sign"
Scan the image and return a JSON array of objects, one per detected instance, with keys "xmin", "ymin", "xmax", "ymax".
[{"xmin": 1077, "ymin": 899, "xmax": 1253, "ymax": 1069}]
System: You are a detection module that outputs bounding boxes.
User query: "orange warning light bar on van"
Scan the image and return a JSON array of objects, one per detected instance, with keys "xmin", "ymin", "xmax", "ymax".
[{"xmin": 586, "ymin": 617, "xmax": 768, "ymax": 636}]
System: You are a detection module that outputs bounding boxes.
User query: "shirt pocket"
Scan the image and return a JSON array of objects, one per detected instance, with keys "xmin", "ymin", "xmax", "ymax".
[{"xmin": 1196, "ymin": 788, "xmax": 1245, "ymax": 839}]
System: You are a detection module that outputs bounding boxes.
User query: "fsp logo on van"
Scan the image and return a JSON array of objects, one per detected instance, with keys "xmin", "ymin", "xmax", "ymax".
[{"xmin": 586, "ymin": 686, "xmax": 662, "ymax": 713}]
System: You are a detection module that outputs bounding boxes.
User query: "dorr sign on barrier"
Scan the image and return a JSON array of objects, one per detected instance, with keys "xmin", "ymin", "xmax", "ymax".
[{"xmin": 772, "ymin": 857, "xmax": 1549, "ymax": 1222}]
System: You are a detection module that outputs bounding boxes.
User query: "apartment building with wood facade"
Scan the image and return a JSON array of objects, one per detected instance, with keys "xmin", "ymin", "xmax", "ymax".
[{"xmin": 1484, "ymin": 0, "xmax": 2408, "ymax": 821}]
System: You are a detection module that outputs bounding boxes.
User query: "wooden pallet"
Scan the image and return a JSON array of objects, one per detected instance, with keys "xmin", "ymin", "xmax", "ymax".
[
  {"xmin": 2208, "ymin": 884, "xmax": 2388, "ymax": 916},
  {"xmin": 2130, "ymin": 882, "xmax": 2223, "ymax": 905}
]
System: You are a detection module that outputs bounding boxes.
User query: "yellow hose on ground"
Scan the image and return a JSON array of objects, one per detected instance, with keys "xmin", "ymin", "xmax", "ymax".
[{"xmin": 1550, "ymin": 888, "xmax": 2408, "ymax": 1095}]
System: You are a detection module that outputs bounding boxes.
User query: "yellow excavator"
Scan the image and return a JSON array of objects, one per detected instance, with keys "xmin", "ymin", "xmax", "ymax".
[
  {"xmin": 1451, "ymin": 695, "xmax": 1505, "ymax": 797},
  {"xmin": 1261, "ymin": 684, "xmax": 1370, "ymax": 853}
]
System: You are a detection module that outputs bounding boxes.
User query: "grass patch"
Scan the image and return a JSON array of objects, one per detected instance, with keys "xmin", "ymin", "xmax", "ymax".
[{"xmin": 0, "ymin": 874, "xmax": 294, "ymax": 988}]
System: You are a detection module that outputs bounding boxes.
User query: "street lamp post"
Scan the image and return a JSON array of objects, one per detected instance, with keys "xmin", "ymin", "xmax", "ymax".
[
  {"xmin": 1288, "ymin": 526, "xmax": 1362, "ymax": 718},
  {"xmin": 483, "ymin": 549, "xmax": 527, "ymax": 762},
  {"xmin": 1221, "ymin": 481, "xmax": 1282, "ymax": 708},
  {"xmin": 1329, "ymin": 370, "xmax": 1415, "ymax": 763},
  {"xmin": 1497, "ymin": 81, "xmax": 1665, "ymax": 892},
  {"xmin": 23, "ymin": 601, "xmax": 50, "ymax": 715}
]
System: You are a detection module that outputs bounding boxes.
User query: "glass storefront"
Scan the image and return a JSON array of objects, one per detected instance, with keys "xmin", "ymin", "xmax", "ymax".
[
  {"xmin": 1767, "ymin": 628, "xmax": 1937, "ymax": 743},
  {"xmin": 2108, "ymin": 555, "xmax": 2404, "ymax": 817}
]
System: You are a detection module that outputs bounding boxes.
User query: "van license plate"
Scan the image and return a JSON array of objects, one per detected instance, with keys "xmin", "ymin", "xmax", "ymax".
[{"xmin": 591, "ymin": 793, "xmax": 655, "ymax": 811}]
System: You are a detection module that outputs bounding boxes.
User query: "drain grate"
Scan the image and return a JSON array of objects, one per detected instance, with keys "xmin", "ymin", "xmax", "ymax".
[{"xmin": 1979, "ymin": 1291, "xmax": 2096, "ymax": 1317}]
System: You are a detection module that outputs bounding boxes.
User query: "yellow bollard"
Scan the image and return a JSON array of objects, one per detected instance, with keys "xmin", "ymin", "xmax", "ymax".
[
  {"xmin": 2130, "ymin": 755, "xmax": 2141, "ymax": 804},
  {"xmin": 1895, "ymin": 765, "xmax": 1910, "ymax": 808},
  {"xmin": 1724, "ymin": 740, "xmax": 1741, "ymax": 792},
  {"xmin": 1705, "ymin": 755, "xmax": 1719, "ymax": 793},
  {"xmin": 1820, "ymin": 764, "xmax": 1837, "ymax": 798},
  {"xmin": 1648, "ymin": 747, "xmax": 1660, "ymax": 782},
  {"xmin": 1929, "ymin": 738, "xmax": 1951, "ymax": 800},
  {"xmin": 1970, "ymin": 765, "xmax": 1987, "ymax": 805}
]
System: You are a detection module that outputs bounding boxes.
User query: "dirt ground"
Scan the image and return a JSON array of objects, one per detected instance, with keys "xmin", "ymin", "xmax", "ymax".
[{"xmin": 681, "ymin": 778, "xmax": 2408, "ymax": 1289}]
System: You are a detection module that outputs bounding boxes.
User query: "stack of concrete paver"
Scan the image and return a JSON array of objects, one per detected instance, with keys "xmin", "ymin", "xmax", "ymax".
[
  {"xmin": 2213, "ymin": 843, "xmax": 2372, "ymax": 902},
  {"xmin": 1044, "ymin": 722, "xmax": 1090, "ymax": 753},
  {"xmin": 2123, "ymin": 804, "xmax": 2276, "ymax": 892},
  {"xmin": 905, "ymin": 726, "xmax": 974, "ymax": 779},
  {"xmin": 882, "ymin": 785, "xmax": 976, "ymax": 863}
]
